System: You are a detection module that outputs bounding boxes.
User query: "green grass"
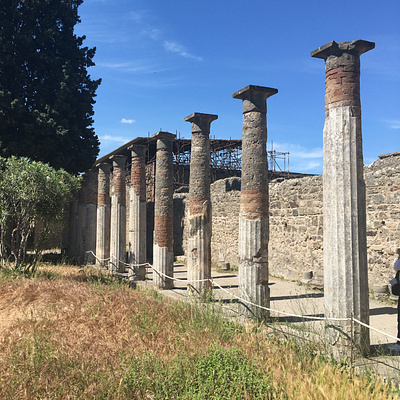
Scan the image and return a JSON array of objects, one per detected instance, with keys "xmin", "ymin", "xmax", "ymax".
[{"xmin": 0, "ymin": 264, "xmax": 398, "ymax": 399}]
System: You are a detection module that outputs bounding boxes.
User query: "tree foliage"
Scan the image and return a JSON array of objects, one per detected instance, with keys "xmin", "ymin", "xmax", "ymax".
[
  {"xmin": 0, "ymin": 0, "xmax": 101, "ymax": 174},
  {"xmin": 0, "ymin": 156, "xmax": 81, "ymax": 271}
]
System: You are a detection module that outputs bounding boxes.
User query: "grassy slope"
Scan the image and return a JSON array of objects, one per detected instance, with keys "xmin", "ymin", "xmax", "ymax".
[{"xmin": 0, "ymin": 265, "xmax": 397, "ymax": 399}]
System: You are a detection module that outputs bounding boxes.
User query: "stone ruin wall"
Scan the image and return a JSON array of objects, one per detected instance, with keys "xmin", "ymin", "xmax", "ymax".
[
  {"xmin": 173, "ymin": 152, "xmax": 400, "ymax": 287},
  {"xmin": 74, "ymin": 151, "xmax": 399, "ymax": 288}
]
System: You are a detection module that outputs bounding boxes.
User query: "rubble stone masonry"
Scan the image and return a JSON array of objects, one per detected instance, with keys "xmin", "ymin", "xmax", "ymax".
[{"xmin": 174, "ymin": 152, "xmax": 400, "ymax": 289}]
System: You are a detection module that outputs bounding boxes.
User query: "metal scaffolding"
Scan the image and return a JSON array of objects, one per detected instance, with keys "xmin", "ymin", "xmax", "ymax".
[{"xmin": 97, "ymin": 136, "xmax": 291, "ymax": 198}]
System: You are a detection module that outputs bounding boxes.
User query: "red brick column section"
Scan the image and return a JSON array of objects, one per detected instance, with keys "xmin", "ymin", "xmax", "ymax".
[
  {"xmin": 312, "ymin": 40, "xmax": 374, "ymax": 356},
  {"xmin": 109, "ymin": 155, "xmax": 127, "ymax": 272},
  {"xmin": 184, "ymin": 112, "xmax": 218, "ymax": 297},
  {"xmin": 127, "ymin": 144, "xmax": 147, "ymax": 280},
  {"xmin": 95, "ymin": 163, "xmax": 111, "ymax": 267},
  {"xmin": 152, "ymin": 131, "xmax": 176, "ymax": 289},
  {"xmin": 233, "ymin": 85, "xmax": 277, "ymax": 320}
]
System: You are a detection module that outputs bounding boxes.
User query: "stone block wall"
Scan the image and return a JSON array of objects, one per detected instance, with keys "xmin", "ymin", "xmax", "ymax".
[
  {"xmin": 210, "ymin": 178, "xmax": 241, "ymax": 268},
  {"xmin": 365, "ymin": 153, "xmax": 400, "ymax": 284},
  {"xmin": 269, "ymin": 176, "xmax": 323, "ymax": 281},
  {"xmin": 172, "ymin": 152, "xmax": 400, "ymax": 287},
  {"xmin": 70, "ymin": 151, "xmax": 399, "ymax": 287}
]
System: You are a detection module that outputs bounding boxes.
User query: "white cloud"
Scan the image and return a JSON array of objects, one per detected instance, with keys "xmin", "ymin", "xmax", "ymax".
[
  {"xmin": 288, "ymin": 159, "xmax": 323, "ymax": 174},
  {"xmin": 97, "ymin": 60, "xmax": 157, "ymax": 74},
  {"xmin": 100, "ymin": 135, "xmax": 130, "ymax": 144},
  {"xmin": 98, "ymin": 61, "xmax": 132, "ymax": 69},
  {"xmin": 142, "ymin": 28, "xmax": 162, "ymax": 41},
  {"xmin": 299, "ymin": 160, "xmax": 322, "ymax": 171},
  {"xmin": 387, "ymin": 120, "xmax": 400, "ymax": 130},
  {"xmin": 270, "ymin": 142, "xmax": 323, "ymax": 159},
  {"xmin": 268, "ymin": 142, "xmax": 323, "ymax": 174},
  {"xmin": 121, "ymin": 118, "xmax": 135, "ymax": 124},
  {"xmin": 163, "ymin": 40, "xmax": 203, "ymax": 61},
  {"xmin": 128, "ymin": 10, "xmax": 148, "ymax": 23}
]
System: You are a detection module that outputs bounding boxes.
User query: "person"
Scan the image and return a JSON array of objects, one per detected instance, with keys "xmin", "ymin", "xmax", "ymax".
[{"xmin": 389, "ymin": 248, "xmax": 400, "ymax": 351}]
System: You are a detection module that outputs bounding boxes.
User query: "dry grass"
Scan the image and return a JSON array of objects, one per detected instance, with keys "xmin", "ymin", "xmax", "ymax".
[{"xmin": 0, "ymin": 264, "xmax": 398, "ymax": 399}]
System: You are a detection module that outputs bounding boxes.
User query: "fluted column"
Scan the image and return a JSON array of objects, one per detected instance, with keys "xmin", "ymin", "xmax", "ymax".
[
  {"xmin": 152, "ymin": 131, "xmax": 176, "ymax": 289},
  {"xmin": 128, "ymin": 145, "xmax": 147, "ymax": 280},
  {"xmin": 185, "ymin": 112, "xmax": 218, "ymax": 297},
  {"xmin": 96, "ymin": 163, "xmax": 111, "ymax": 267},
  {"xmin": 233, "ymin": 85, "xmax": 277, "ymax": 320},
  {"xmin": 110, "ymin": 155, "xmax": 127, "ymax": 272},
  {"xmin": 77, "ymin": 178, "xmax": 87, "ymax": 262},
  {"xmin": 67, "ymin": 196, "xmax": 78, "ymax": 259},
  {"xmin": 312, "ymin": 40, "xmax": 374, "ymax": 355},
  {"xmin": 83, "ymin": 169, "xmax": 98, "ymax": 264}
]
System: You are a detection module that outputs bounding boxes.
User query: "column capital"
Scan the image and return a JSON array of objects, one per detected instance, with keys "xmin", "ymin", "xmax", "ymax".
[
  {"xmin": 96, "ymin": 162, "xmax": 112, "ymax": 174},
  {"xmin": 152, "ymin": 131, "xmax": 176, "ymax": 150},
  {"xmin": 152, "ymin": 131, "xmax": 176, "ymax": 141},
  {"xmin": 128, "ymin": 144, "xmax": 146, "ymax": 158},
  {"xmin": 311, "ymin": 40, "xmax": 375, "ymax": 60},
  {"xmin": 110, "ymin": 154, "xmax": 127, "ymax": 168},
  {"xmin": 184, "ymin": 112, "xmax": 218, "ymax": 134},
  {"xmin": 233, "ymin": 85, "xmax": 278, "ymax": 113}
]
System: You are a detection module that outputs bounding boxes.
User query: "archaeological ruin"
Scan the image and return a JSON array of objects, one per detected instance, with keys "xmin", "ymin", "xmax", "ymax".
[
  {"xmin": 311, "ymin": 39, "xmax": 375, "ymax": 354},
  {"xmin": 62, "ymin": 39, "xmax": 400, "ymax": 353},
  {"xmin": 185, "ymin": 112, "xmax": 217, "ymax": 297}
]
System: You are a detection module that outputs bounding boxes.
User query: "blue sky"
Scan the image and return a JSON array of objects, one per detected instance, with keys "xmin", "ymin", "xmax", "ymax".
[{"xmin": 75, "ymin": 0, "xmax": 400, "ymax": 174}]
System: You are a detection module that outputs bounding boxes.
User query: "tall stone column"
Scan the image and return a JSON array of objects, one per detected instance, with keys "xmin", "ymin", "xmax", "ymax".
[
  {"xmin": 110, "ymin": 155, "xmax": 127, "ymax": 272},
  {"xmin": 152, "ymin": 131, "xmax": 176, "ymax": 289},
  {"xmin": 84, "ymin": 169, "xmax": 98, "ymax": 264},
  {"xmin": 128, "ymin": 145, "xmax": 147, "ymax": 280},
  {"xmin": 96, "ymin": 163, "xmax": 111, "ymax": 267},
  {"xmin": 184, "ymin": 112, "xmax": 218, "ymax": 297},
  {"xmin": 77, "ymin": 180, "xmax": 87, "ymax": 262},
  {"xmin": 67, "ymin": 196, "xmax": 78, "ymax": 259},
  {"xmin": 233, "ymin": 85, "xmax": 277, "ymax": 320},
  {"xmin": 312, "ymin": 40, "xmax": 374, "ymax": 355}
]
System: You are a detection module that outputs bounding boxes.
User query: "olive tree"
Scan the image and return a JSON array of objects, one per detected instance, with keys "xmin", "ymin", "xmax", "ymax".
[{"xmin": 0, "ymin": 156, "xmax": 81, "ymax": 271}]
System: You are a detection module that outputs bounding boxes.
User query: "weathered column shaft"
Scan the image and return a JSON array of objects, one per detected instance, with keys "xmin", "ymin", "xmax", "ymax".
[
  {"xmin": 128, "ymin": 145, "xmax": 147, "ymax": 280},
  {"xmin": 96, "ymin": 163, "xmax": 111, "ymax": 267},
  {"xmin": 110, "ymin": 155, "xmax": 127, "ymax": 272},
  {"xmin": 312, "ymin": 40, "xmax": 374, "ymax": 355},
  {"xmin": 152, "ymin": 131, "xmax": 176, "ymax": 289},
  {"xmin": 77, "ymin": 180, "xmax": 87, "ymax": 262},
  {"xmin": 83, "ymin": 169, "xmax": 98, "ymax": 264},
  {"xmin": 67, "ymin": 197, "xmax": 78, "ymax": 259},
  {"xmin": 185, "ymin": 113, "xmax": 218, "ymax": 296},
  {"xmin": 233, "ymin": 85, "xmax": 277, "ymax": 320}
]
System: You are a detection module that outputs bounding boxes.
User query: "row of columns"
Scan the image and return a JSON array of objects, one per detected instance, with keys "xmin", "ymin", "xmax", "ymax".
[
  {"xmin": 95, "ymin": 150, "xmax": 148, "ymax": 279},
  {"xmin": 70, "ymin": 39, "xmax": 373, "ymax": 355}
]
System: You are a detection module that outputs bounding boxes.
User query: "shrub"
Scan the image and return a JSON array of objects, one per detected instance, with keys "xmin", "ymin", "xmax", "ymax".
[{"xmin": 0, "ymin": 156, "xmax": 80, "ymax": 271}]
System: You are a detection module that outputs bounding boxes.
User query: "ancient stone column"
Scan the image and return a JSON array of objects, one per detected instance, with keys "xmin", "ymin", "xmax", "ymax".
[
  {"xmin": 312, "ymin": 40, "xmax": 374, "ymax": 355},
  {"xmin": 233, "ymin": 85, "xmax": 277, "ymax": 320},
  {"xmin": 184, "ymin": 112, "xmax": 218, "ymax": 297},
  {"xmin": 109, "ymin": 155, "xmax": 127, "ymax": 272},
  {"xmin": 96, "ymin": 163, "xmax": 111, "ymax": 267},
  {"xmin": 67, "ymin": 196, "xmax": 78, "ymax": 259},
  {"xmin": 84, "ymin": 169, "xmax": 98, "ymax": 264},
  {"xmin": 128, "ymin": 145, "xmax": 147, "ymax": 280},
  {"xmin": 77, "ymin": 179, "xmax": 87, "ymax": 262},
  {"xmin": 152, "ymin": 131, "xmax": 176, "ymax": 289}
]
